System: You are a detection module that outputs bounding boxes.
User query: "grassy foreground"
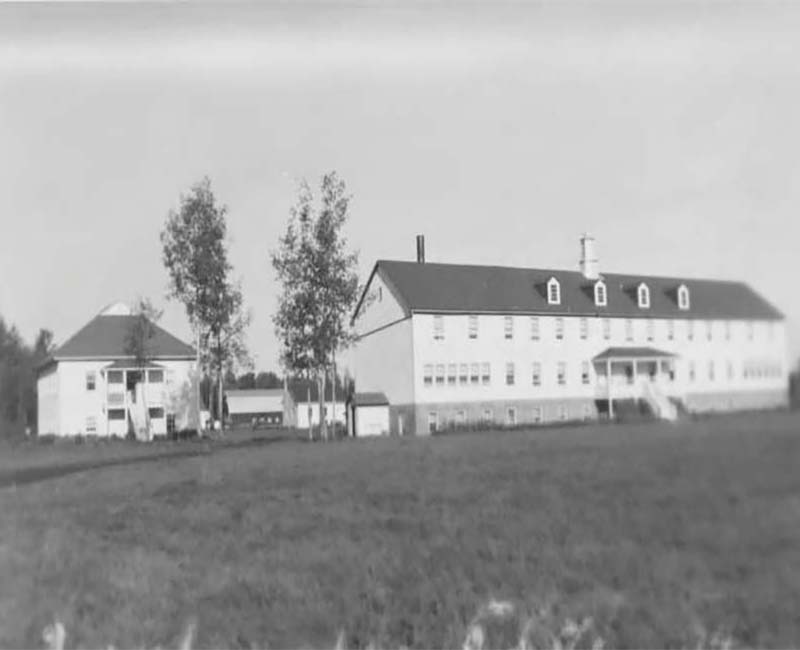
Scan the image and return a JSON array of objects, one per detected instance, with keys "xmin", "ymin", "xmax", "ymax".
[{"xmin": 1, "ymin": 412, "xmax": 799, "ymax": 648}]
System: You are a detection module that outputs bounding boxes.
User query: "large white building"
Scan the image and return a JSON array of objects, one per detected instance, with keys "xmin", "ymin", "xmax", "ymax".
[
  {"xmin": 37, "ymin": 302, "xmax": 197, "ymax": 438},
  {"xmin": 351, "ymin": 236, "xmax": 789, "ymax": 435}
]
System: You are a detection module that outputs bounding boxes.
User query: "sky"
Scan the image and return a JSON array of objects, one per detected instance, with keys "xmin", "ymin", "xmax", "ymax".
[{"xmin": 1, "ymin": 2, "xmax": 799, "ymax": 371}]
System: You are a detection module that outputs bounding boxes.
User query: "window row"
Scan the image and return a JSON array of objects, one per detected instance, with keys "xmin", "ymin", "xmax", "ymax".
[
  {"xmin": 86, "ymin": 369, "xmax": 170, "ymax": 391},
  {"xmin": 432, "ymin": 314, "xmax": 774, "ymax": 343},
  {"xmin": 423, "ymin": 361, "xmax": 592, "ymax": 387}
]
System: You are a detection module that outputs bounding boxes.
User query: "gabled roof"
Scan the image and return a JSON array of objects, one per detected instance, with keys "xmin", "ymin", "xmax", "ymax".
[
  {"xmin": 364, "ymin": 260, "xmax": 783, "ymax": 320},
  {"xmin": 351, "ymin": 392, "xmax": 389, "ymax": 406},
  {"xmin": 594, "ymin": 346, "xmax": 677, "ymax": 361},
  {"xmin": 225, "ymin": 389, "xmax": 285, "ymax": 398},
  {"xmin": 53, "ymin": 313, "xmax": 195, "ymax": 360}
]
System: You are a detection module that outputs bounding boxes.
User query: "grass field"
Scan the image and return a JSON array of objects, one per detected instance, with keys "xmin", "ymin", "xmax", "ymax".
[{"xmin": 1, "ymin": 412, "xmax": 799, "ymax": 649}]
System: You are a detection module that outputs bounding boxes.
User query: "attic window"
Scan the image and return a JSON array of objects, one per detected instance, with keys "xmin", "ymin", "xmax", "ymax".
[
  {"xmin": 594, "ymin": 280, "xmax": 607, "ymax": 307},
  {"xmin": 637, "ymin": 283, "xmax": 651, "ymax": 309},
  {"xmin": 677, "ymin": 284, "xmax": 690, "ymax": 310},
  {"xmin": 547, "ymin": 277, "xmax": 561, "ymax": 305}
]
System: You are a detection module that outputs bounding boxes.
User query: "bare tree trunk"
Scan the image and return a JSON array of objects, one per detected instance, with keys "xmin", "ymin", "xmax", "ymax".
[
  {"xmin": 307, "ymin": 383, "xmax": 312, "ymax": 441},
  {"xmin": 195, "ymin": 326, "xmax": 202, "ymax": 435},
  {"xmin": 217, "ymin": 334, "xmax": 224, "ymax": 435},
  {"xmin": 318, "ymin": 370, "xmax": 328, "ymax": 442}
]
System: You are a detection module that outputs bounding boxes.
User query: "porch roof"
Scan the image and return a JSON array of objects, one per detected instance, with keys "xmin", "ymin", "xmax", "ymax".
[
  {"xmin": 102, "ymin": 359, "xmax": 165, "ymax": 370},
  {"xmin": 593, "ymin": 346, "xmax": 677, "ymax": 362}
]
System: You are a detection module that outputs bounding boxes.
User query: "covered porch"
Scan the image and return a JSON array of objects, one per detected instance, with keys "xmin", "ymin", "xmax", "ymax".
[
  {"xmin": 101, "ymin": 360, "xmax": 171, "ymax": 439},
  {"xmin": 593, "ymin": 346, "xmax": 680, "ymax": 420}
]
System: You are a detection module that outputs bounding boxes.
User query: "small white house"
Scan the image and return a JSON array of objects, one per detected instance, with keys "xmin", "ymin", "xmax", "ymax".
[
  {"xmin": 36, "ymin": 302, "xmax": 197, "ymax": 438},
  {"xmin": 286, "ymin": 380, "xmax": 346, "ymax": 429},
  {"xmin": 349, "ymin": 392, "xmax": 390, "ymax": 437}
]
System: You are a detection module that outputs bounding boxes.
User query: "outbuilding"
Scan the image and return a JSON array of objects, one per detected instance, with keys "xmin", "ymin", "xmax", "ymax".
[
  {"xmin": 225, "ymin": 388, "xmax": 286, "ymax": 427},
  {"xmin": 349, "ymin": 392, "xmax": 390, "ymax": 437}
]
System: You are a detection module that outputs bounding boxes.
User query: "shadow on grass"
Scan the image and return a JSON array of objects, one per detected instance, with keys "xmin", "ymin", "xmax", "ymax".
[{"xmin": 0, "ymin": 433, "xmax": 297, "ymax": 489}]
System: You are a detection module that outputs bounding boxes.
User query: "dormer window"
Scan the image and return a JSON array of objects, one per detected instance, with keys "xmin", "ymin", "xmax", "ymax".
[
  {"xmin": 547, "ymin": 277, "xmax": 561, "ymax": 305},
  {"xmin": 677, "ymin": 284, "xmax": 690, "ymax": 310},
  {"xmin": 594, "ymin": 280, "xmax": 607, "ymax": 307},
  {"xmin": 637, "ymin": 283, "xmax": 650, "ymax": 309}
]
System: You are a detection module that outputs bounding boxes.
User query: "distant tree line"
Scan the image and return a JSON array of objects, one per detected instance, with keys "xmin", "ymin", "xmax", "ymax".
[{"xmin": 0, "ymin": 317, "xmax": 54, "ymax": 438}]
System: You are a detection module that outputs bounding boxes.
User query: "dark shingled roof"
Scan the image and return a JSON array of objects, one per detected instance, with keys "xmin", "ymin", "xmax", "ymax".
[
  {"xmin": 53, "ymin": 315, "xmax": 195, "ymax": 359},
  {"xmin": 593, "ymin": 347, "xmax": 677, "ymax": 361},
  {"xmin": 371, "ymin": 260, "xmax": 783, "ymax": 320},
  {"xmin": 351, "ymin": 392, "xmax": 389, "ymax": 406}
]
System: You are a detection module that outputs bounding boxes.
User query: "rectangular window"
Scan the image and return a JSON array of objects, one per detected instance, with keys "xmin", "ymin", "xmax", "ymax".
[
  {"xmin": 582, "ymin": 404, "xmax": 592, "ymax": 421},
  {"xmin": 506, "ymin": 362, "xmax": 515, "ymax": 386},
  {"xmin": 580, "ymin": 318, "xmax": 588, "ymax": 340},
  {"xmin": 556, "ymin": 318, "xmax": 564, "ymax": 340},
  {"xmin": 86, "ymin": 371, "xmax": 96, "ymax": 391},
  {"xmin": 447, "ymin": 364, "xmax": 457, "ymax": 386},
  {"xmin": 456, "ymin": 409, "xmax": 466, "ymax": 426},
  {"xmin": 433, "ymin": 316, "xmax": 444, "ymax": 341},
  {"xmin": 646, "ymin": 320, "xmax": 654, "ymax": 342},
  {"xmin": 532, "ymin": 407, "xmax": 543, "ymax": 424},
  {"xmin": 504, "ymin": 316, "xmax": 514, "ymax": 340},
  {"xmin": 530, "ymin": 316, "xmax": 540, "ymax": 340},
  {"xmin": 482, "ymin": 408, "xmax": 493, "ymax": 423},
  {"xmin": 581, "ymin": 361, "xmax": 590, "ymax": 385},
  {"xmin": 687, "ymin": 320, "xmax": 694, "ymax": 341},
  {"xmin": 506, "ymin": 407, "xmax": 517, "ymax": 426},
  {"xmin": 747, "ymin": 321, "xmax": 754, "ymax": 341},
  {"xmin": 706, "ymin": 321, "xmax": 713, "ymax": 341},
  {"xmin": 532, "ymin": 362, "xmax": 541, "ymax": 387},
  {"xmin": 667, "ymin": 320, "xmax": 675, "ymax": 341},
  {"xmin": 768, "ymin": 322, "xmax": 774, "ymax": 340},
  {"xmin": 725, "ymin": 321, "xmax": 731, "ymax": 341},
  {"xmin": 147, "ymin": 369, "xmax": 164, "ymax": 384},
  {"xmin": 603, "ymin": 318, "xmax": 611, "ymax": 340},
  {"xmin": 435, "ymin": 364, "xmax": 445, "ymax": 386},
  {"xmin": 148, "ymin": 407, "xmax": 165, "ymax": 419},
  {"xmin": 470, "ymin": 363, "xmax": 480, "ymax": 385},
  {"xmin": 727, "ymin": 360, "xmax": 734, "ymax": 380},
  {"xmin": 85, "ymin": 416, "xmax": 97, "ymax": 433},
  {"xmin": 625, "ymin": 319, "xmax": 633, "ymax": 342},
  {"xmin": 468, "ymin": 315, "xmax": 478, "ymax": 339},
  {"xmin": 689, "ymin": 361, "xmax": 696, "ymax": 382},
  {"xmin": 428, "ymin": 412, "xmax": 438, "ymax": 434},
  {"xmin": 108, "ymin": 370, "xmax": 124, "ymax": 384},
  {"xmin": 481, "ymin": 363, "xmax": 490, "ymax": 385},
  {"xmin": 166, "ymin": 414, "xmax": 176, "ymax": 434},
  {"xmin": 108, "ymin": 408, "xmax": 126, "ymax": 421},
  {"xmin": 557, "ymin": 362, "xmax": 566, "ymax": 386},
  {"xmin": 708, "ymin": 361, "xmax": 715, "ymax": 382},
  {"xmin": 459, "ymin": 364, "xmax": 468, "ymax": 385},
  {"xmin": 559, "ymin": 405, "xmax": 568, "ymax": 421},
  {"xmin": 423, "ymin": 364, "xmax": 433, "ymax": 387}
]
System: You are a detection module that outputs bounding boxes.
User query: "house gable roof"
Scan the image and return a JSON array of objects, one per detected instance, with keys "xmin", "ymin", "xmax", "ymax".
[
  {"xmin": 369, "ymin": 260, "xmax": 783, "ymax": 321},
  {"xmin": 53, "ymin": 313, "xmax": 195, "ymax": 360}
]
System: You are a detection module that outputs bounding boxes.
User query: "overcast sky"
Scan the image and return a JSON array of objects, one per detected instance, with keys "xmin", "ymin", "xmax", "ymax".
[{"xmin": 1, "ymin": 2, "xmax": 799, "ymax": 370}]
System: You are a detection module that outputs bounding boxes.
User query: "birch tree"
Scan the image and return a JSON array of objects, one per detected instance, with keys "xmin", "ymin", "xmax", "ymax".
[
  {"xmin": 124, "ymin": 297, "xmax": 163, "ymax": 440},
  {"xmin": 271, "ymin": 171, "xmax": 360, "ymax": 441}
]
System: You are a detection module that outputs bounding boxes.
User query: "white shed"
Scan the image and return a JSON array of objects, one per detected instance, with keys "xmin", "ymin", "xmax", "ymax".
[{"xmin": 351, "ymin": 392, "xmax": 390, "ymax": 437}]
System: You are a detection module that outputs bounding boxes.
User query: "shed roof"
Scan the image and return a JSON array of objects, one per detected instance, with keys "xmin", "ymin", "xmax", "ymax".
[{"xmin": 360, "ymin": 260, "xmax": 783, "ymax": 321}]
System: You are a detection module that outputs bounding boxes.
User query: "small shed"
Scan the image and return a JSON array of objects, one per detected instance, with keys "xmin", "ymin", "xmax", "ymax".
[
  {"xmin": 350, "ymin": 392, "xmax": 390, "ymax": 437},
  {"xmin": 225, "ymin": 388, "xmax": 285, "ymax": 427}
]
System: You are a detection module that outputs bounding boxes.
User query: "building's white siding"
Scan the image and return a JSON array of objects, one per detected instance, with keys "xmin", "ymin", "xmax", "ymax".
[
  {"xmin": 411, "ymin": 313, "xmax": 788, "ymax": 411},
  {"xmin": 36, "ymin": 365, "xmax": 59, "ymax": 435},
  {"xmin": 353, "ymin": 271, "xmax": 416, "ymax": 409},
  {"xmin": 295, "ymin": 401, "xmax": 346, "ymax": 429},
  {"xmin": 355, "ymin": 405, "xmax": 390, "ymax": 437},
  {"xmin": 48, "ymin": 358, "xmax": 196, "ymax": 437},
  {"xmin": 226, "ymin": 393, "xmax": 283, "ymax": 415}
]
